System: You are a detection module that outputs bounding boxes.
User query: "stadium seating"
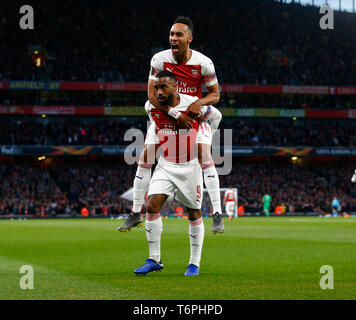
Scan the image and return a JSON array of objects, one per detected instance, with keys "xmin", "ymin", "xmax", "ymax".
[
  {"xmin": 0, "ymin": 117, "xmax": 355, "ymax": 147},
  {"xmin": 0, "ymin": 0, "xmax": 355, "ymax": 85},
  {"xmin": 0, "ymin": 0, "xmax": 355, "ymax": 217},
  {"xmin": 1, "ymin": 161, "xmax": 355, "ymax": 217}
]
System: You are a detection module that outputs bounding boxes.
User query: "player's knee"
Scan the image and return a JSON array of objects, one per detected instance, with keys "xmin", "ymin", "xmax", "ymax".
[
  {"xmin": 146, "ymin": 197, "xmax": 161, "ymax": 213},
  {"xmin": 187, "ymin": 209, "xmax": 202, "ymax": 221},
  {"xmin": 146, "ymin": 201, "xmax": 159, "ymax": 214},
  {"xmin": 201, "ymin": 160, "xmax": 214, "ymax": 171}
]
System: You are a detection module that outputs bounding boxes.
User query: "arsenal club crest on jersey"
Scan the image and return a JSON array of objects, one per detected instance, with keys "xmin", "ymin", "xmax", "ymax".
[{"xmin": 191, "ymin": 69, "xmax": 200, "ymax": 76}]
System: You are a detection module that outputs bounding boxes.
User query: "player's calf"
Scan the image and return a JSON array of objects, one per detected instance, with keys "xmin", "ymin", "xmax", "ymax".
[
  {"xmin": 118, "ymin": 144, "xmax": 159, "ymax": 232},
  {"xmin": 187, "ymin": 211, "xmax": 204, "ymax": 275}
]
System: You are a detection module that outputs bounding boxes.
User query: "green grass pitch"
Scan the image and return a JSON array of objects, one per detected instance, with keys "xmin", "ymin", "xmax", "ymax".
[{"xmin": 0, "ymin": 217, "xmax": 355, "ymax": 300}]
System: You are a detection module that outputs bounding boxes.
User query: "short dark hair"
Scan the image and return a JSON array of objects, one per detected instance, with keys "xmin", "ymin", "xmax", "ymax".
[
  {"xmin": 173, "ymin": 16, "xmax": 193, "ymax": 34},
  {"xmin": 156, "ymin": 70, "xmax": 177, "ymax": 82}
]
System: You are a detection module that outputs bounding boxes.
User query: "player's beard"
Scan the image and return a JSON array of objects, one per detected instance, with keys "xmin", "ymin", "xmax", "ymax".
[
  {"xmin": 166, "ymin": 92, "xmax": 174, "ymax": 106},
  {"xmin": 158, "ymin": 92, "xmax": 174, "ymax": 106}
]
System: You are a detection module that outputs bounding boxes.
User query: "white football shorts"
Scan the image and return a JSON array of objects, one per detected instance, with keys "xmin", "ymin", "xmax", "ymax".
[
  {"xmin": 225, "ymin": 201, "xmax": 235, "ymax": 217},
  {"xmin": 148, "ymin": 157, "xmax": 203, "ymax": 209}
]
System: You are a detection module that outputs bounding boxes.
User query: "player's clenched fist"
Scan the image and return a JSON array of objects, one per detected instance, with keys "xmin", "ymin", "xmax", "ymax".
[
  {"xmin": 186, "ymin": 99, "xmax": 202, "ymax": 119},
  {"xmin": 177, "ymin": 113, "xmax": 195, "ymax": 130}
]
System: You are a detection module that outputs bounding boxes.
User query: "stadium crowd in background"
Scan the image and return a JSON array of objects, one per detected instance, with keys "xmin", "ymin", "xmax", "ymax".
[
  {"xmin": 0, "ymin": 0, "xmax": 355, "ymax": 219},
  {"xmin": 1, "ymin": 0, "xmax": 355, "ymax": 86},
  {"xmin": 1, "ymin": 162, "xmax": 354, "ymax": 217},
  {"xmin": 220, "ymin": 119, "xmax": 356, "ymax": 147},
  {"xmin": 49, "ymin": 164, "xmax": 133, "ymax": 216},
  {"xmin": 0, "ymin": 164, "xmax": 66, "ymax": 216},
  {"xmin": 0, "ymin": 118, "xmax": 145, "ymax": 145},
  {"xmin": 1, "ymin": 118, "xmax": 355, "ymax": 147},
  {"xmin": 0, "ymin": 163, "xmax": 132, "ymax": 217},
  {"xmin": 220, "ymin": 162, "xmax": 355, "ymax": 215},
  {"xmin": 1, "ymin": 93, "xmax": 354, "ymax": 110}
]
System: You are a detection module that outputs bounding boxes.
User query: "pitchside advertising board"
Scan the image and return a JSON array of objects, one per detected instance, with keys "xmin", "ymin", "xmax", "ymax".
[
  {"xmin": 1, "ymin": 146, "xmax": 356, "ymax": 156},
  {"xmin": 1, "ymin": 81, "xmax": 356, "ymax": 118},
  {"xmin": 8, "ymin": 81, "xmax": 60, "ymax": 90},
  {"xmin": 0, "ymin": 105, "xmax": 355, "ymax": 119},
  {"xmin": 3, "ymin": 80, "xmax": 356, "ymax": 94}
]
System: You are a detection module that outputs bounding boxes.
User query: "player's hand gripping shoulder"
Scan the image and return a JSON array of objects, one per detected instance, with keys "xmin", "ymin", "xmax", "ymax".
[
  {"xmin": 167, "ymin": 106, "xmax": 196, "ymax": 130},
  {"xmin": 186, "ymin": 99, "xmax": 203, "ymax": 119},
  {"xmin": 176, "ymin": 113, "xmax": 196, "ymax": 130}
]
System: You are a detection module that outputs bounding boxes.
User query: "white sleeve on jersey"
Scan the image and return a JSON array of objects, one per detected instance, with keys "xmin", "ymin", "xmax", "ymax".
[
  {"xmin": 148, "ymin": 53, "xmax": 164, "ymax": 81},
  {"xmin": 144, "ymin": 100, "xmax": 155, "ymax": 123},
  {"xmin": 144, "ymin": 100, "xmax": 160, "ymax": 145},
  {"xmin": 201, "ymin": 57, "xmax": 218, "ymax": 87},
  {"xmin": 181, "ymin": 94, "xmax": 199, "ymax": 105},
  {"xmin": 199, "ymin": 105, "xmax": 222, "ymax": 135}
]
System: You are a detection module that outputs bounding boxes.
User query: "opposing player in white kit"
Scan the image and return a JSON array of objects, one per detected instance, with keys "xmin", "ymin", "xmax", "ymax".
[
  {"xmin": 134, "ymin": 71, "xmax": 215, "ymax": 276},
  {"xmin": 118, "ymin": 16, "xmax": 224, "ymax": 234},
  {"xmin": 224, "ymin": 186, "xmax": 237, "ymax": 221},
  {"xmin": 352, "ymin": 170, "xmax": 356, "ymax": 183}
]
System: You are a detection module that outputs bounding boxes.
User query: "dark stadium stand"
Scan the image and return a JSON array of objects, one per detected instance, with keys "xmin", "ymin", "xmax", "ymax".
[
  {"xmin": 0, "ymin": 0, "xmax": 355, "ymax": 217},
  {"xmin": 1, "ymin": 160, "xmax": 355, "ymax": 217},
  {"xmin": 0, "ymin": 117, "xmax": 355, "ymax": 147},
  {"xmin": 1, "ymin": 0, "xmax": 355, "ymax": 85}
]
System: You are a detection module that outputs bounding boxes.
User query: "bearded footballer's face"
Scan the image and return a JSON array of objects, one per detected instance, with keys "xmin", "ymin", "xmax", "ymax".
[
  {"xmin": 169, "ymin": 23, "xmax": 193, "ymax": 58},
  {"xmin": 154, "ymin": 77, "xmax": 176, "ymax": 106}
]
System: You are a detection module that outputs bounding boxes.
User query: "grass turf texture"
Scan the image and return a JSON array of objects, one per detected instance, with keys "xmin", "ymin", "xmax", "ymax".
[{"xmin": 0, "ymin": 217, "xmax": 355, "ymax": 300}]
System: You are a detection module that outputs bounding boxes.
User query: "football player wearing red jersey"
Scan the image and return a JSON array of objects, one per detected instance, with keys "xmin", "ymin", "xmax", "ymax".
[
  {"xmin": 118, "ymin": 16, "xmax": 224, "ymax": 234},
  {"xmin": 134, "ymin": 71, "xmax": 205, "ymax": 276},
  {"xmin": 224, "ymin": 186, "xmax": 237, "ymax": 221}
]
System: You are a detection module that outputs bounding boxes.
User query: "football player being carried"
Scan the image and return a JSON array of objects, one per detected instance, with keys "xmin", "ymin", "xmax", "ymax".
[
  {"xmin": 118, "ymin": 16, "xmax": 224, "ymax": 234},
  {"xmin": 134, "ymin": 71, "xmax": 219, "ymax": 276}
]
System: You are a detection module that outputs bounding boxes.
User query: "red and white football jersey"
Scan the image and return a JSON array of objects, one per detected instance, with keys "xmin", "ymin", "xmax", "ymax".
[
  {"xmin": 224, "ymin": 189, "xmax": 236, "ymax": 202},
  {"xmin": 145, "ymin": 94, "xmax": 200, "ymax": 163},
  {"xmin": 149, "ymin": 49, "xmax": 218, "ymax": 98}
]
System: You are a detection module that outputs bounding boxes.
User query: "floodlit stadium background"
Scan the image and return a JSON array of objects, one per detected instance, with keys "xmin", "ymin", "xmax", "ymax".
[
  {"xmin": 0, "ymin": 0, "xmax": 356, "ymax": 301},
  {"xmin": 0, "ymin": 0, "xmax": 356, "ymax": 218}
]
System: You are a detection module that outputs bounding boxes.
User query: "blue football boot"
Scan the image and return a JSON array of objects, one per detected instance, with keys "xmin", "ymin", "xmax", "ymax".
[
  {"xmin": 134, "ymin": 259, "xmax": 163, "ymax": 275},
  {"xmin": 184, "ymin": 264, "xmax": 200, "ymax": 276}
]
